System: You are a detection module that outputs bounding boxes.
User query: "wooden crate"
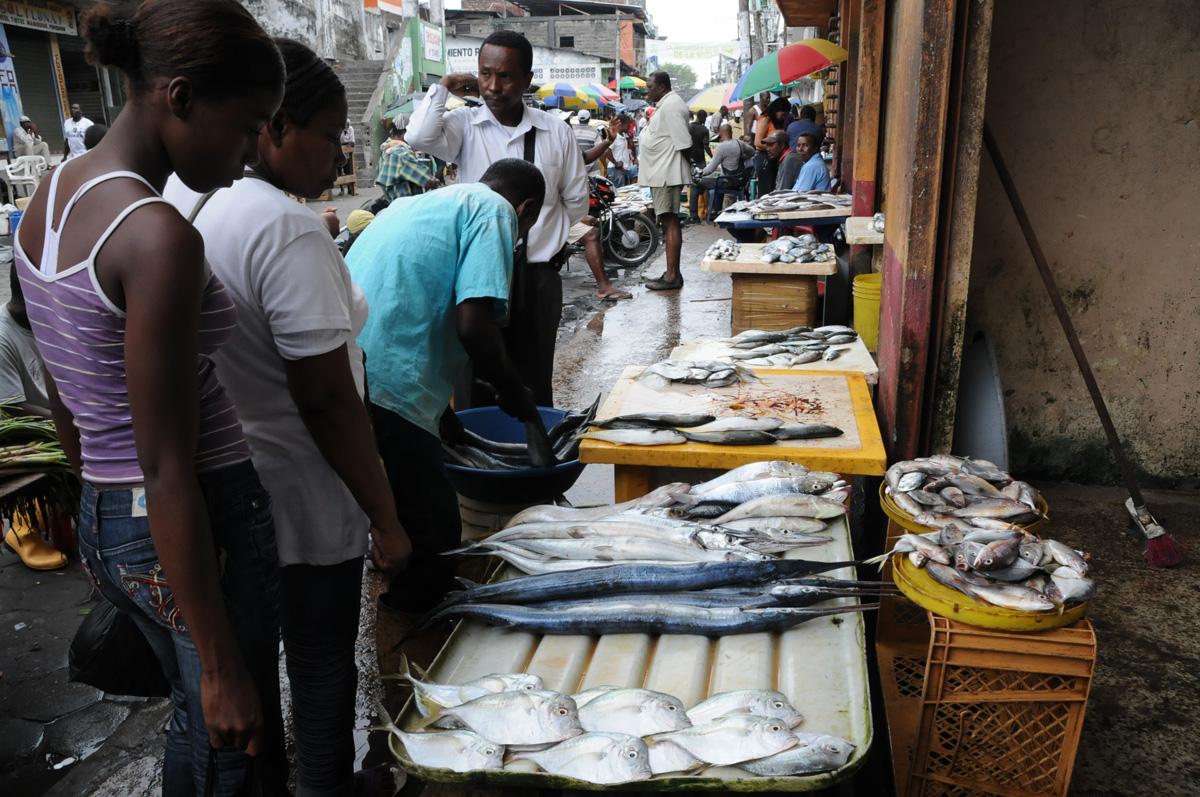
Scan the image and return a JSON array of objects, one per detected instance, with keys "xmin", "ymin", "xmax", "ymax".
[{"xmin": 731, "ymin": 272, "xmax": 819, "ymax": 332}]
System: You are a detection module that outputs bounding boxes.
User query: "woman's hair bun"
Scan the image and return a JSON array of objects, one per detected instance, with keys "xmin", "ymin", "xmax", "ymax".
[{"xmin": 80, "ymin": 5, "xmax": 138, "ymax": 71}]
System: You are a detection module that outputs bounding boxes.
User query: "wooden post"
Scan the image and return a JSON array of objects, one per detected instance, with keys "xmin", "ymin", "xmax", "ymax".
[
  {"xmin": 874, "ymin": 0, "xmax": 957, "ymax": 463},
  {"xmin": 846, "ymin": 0, "xmax": 886, "ymax": 286},
  {"xmin": 924, "ymin": 0, "xmax": 996, "ymax": 454}
]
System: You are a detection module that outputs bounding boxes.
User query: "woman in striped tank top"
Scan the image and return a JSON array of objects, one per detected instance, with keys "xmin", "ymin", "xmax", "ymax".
[{"xmin": 15, "ymin": 2, "xmax": 289, "ymax": 795}]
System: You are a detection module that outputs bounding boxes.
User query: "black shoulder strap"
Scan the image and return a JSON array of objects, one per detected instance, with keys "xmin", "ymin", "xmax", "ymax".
[{"xmin": 523, "ymin": 128, "xmax": 537, "ymax": 164}]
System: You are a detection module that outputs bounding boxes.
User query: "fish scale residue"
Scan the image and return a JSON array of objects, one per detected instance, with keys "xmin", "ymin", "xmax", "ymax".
[{"xmin": 713, "ymin": 388, "xmax": 826, "ymax": 421}]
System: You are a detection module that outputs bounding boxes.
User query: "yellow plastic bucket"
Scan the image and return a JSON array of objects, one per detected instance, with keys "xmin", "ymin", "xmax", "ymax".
[{"xmin": 852, "ymin": 274, "xmax": 881, "ymax": 351}]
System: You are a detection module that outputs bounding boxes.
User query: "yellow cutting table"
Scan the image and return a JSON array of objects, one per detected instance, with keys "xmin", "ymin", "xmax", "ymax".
[
  {"xmin": 702, "ymin": 244, "xmax": 837, "ymax": 332},
  {"xmin": 580, "ymin": 366, "xmax": 887, "ymax": 501}
]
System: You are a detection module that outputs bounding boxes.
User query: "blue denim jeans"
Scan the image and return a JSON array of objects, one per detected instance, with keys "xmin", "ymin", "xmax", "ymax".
[
  {"xmin": 77, "ymin": 461, "xmax": 287, "ymax": 797},
  {"xmin": 280, "ymin": 557, "xmax": 364, "ymax": 797}
]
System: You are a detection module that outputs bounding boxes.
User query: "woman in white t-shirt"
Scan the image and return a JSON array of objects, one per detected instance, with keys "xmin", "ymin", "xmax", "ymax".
[{"xmin": 165, "ymin": 39, "xmax": 411, "ymax": 797}]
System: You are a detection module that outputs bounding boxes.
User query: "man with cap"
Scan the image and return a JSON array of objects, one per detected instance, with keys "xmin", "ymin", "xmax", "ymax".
[
  {"xmin": 61, "ymin": 103, "xmax": 93, "ymax": 161},
  {"xmin": 375, "ymin": 114, "xmax": 441, "ymax": 201},
  {"xmin": 12, "ymin": 116, "xmax": 52, "ymax": 161},
  {"xmin": 572, "ymin": 109, "xmax": 602, "ymax": 175}
]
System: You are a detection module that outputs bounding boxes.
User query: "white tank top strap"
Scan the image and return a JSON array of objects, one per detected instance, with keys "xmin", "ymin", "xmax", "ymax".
[{"xmin": 41, "ymin": 169, "xmax": 164, "ymax": 277}]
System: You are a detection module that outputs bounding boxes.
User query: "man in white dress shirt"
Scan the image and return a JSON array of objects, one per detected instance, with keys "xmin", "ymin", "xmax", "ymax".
[{"xmin": 408, "ymin": 30, "xmax": 589, "ymax": 407}]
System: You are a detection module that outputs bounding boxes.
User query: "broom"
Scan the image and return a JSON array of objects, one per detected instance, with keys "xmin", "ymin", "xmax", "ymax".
[{"xmin": 982, "ymin": 123, "xmax": 1183, "ymax": 567}]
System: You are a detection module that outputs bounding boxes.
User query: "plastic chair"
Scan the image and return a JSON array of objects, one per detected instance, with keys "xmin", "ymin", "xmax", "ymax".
[
  {"xmin": 708, "ymin": 165, "xmax": 755, "ymax": 220},
  {"xmin": 3, "ymin": 156, "xmax": 47, "ymax": 199}
]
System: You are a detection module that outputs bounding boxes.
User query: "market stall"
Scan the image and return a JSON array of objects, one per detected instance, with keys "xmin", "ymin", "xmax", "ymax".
[
  {"xmin": 701, "ymin": 243, "xmax": 836, "ymax": 331},
  {"xmin": 382, "ymin": 455, "xmax": 887, "ymax": 790}
]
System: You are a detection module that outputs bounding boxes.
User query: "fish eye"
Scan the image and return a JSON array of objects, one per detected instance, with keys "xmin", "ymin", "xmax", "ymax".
[
  {"xmin": 626, "ymin": 750, "xmax": 639, "ymax": 759},
  {"xmin": 772, "ymin": 701, "xmax": 784, "ymax": 708},
  {"xmin": 522, "ymin": 684, "xmax": 535, "ymax": 691},
  {"xmin": 769, "ymin": 724, "xmax": 782, "ymax": 732},
  {"xmin": 666, "ymin": 704, "xmax": 677, "ymax": 710},
  {"xmin": 485, "ymin": 747, "xmax": 497, "ymax": 756},
  {"xmin": 556, "ymin": 707, "xmax": 569, "ymax": 716}
]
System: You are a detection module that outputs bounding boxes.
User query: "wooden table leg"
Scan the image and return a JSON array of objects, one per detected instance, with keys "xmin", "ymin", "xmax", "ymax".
[{"xmin": 613, "ymin": 465, "xmax": 652, "ymax": 503}]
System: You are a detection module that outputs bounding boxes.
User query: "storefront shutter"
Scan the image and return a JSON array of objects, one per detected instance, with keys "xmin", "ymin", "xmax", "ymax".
[
  {"xmin": 7, "ymin": 27, "xmax": 64, "ymax": 154},
  {"xmin": 58, "ymin": 35, "xmax": 105, "ymax": 124}
]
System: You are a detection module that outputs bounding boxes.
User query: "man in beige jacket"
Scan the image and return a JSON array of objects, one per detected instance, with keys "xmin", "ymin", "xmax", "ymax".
[{"xmin": 639, "ymin": 70, "xmax": 692, "ymax": 290}]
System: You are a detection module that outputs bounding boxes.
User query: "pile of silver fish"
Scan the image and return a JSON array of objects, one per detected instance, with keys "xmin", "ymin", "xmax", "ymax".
[
  {"xmin": 723, "ymin": 325, "xmax": 859, "ymax": 366},
  {"xmin": 441, "ymin": 397, "xmax": 599, "ymax": 471},
  {"xmin": 883, "ymin": 454, "xmax": 1044, "ymax": 526},
  {"xmin": 583, "ymin": 412, "xmax": 844, "ymax": 447},
  {"xmin": 375, "ymin": 660, "xmax": 858, "ymax": 782},
  {"xmin": 636, "ymin": 358, "xmax": 759, "ymax": 390},
  {"xmin": 410, "ymin": 463, "xmax": 892, "ymax": 634},
  {"xmin": 705, "ymin": 239, "xmax": 742, "ymax": 261},
  {"xmin": 758, "ymin": 234, "xmax": 835, "ymax": 265},
  {"xmin": 870, "ymin": 525, "xmax": 1095, "ymax": 612},
  {"xmin": 879, "ymin": 455, "xmax": 1095, "ymax": 612},
  {"xmin": 725, "ymin": 189, "xmax": 851, "ymax": 216}
]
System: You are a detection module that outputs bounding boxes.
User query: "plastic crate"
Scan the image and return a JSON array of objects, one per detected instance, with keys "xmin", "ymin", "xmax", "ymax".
[{"xmin": 907, "ymin": 616, "xmax": 1096, "ymax": 797}]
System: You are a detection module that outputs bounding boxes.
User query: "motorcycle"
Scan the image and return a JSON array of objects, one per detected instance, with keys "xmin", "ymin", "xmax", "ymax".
[{"xmin": 585, "ymin": 175, "xmax": 659, "ymax": 268}]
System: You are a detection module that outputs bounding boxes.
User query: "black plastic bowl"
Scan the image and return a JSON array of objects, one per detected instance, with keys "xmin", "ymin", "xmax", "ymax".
[{"xmin": 444, "ymin": 407, "xmax": 587, "ymax": 505}]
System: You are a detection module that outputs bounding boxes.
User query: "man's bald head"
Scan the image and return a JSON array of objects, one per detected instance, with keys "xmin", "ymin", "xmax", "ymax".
[{"xmin": 718, "ymin": 123, "xmax": 732, "ymax": 139}]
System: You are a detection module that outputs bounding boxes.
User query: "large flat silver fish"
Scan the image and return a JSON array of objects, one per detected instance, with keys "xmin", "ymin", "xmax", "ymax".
[
  {"xmin": 581, "ymin": 429, "xmax": 687, "ymax": 446},
  {"xmin": 423, "ymin": 690, "xmax": 583, "ymax": 746},
  {"xmin": 686, "ymin": 690, "xmax": 803, "ymax": 728},
  {"xmin": 713, "ymin": 494, "xmax": 848, "ymax": 525},
  {"xmin": 648, "ymin": 715, "xmax": 798, "ymax": 767},
  {"xmin": 512, "ymin": 732, "xmax": 652, "ymax": 784},
  {"xmin": 739, "ymin": 733, "xmax": 856, "ymax": 776},
  {"xmin": 578, "ymin": 688, "xmax": 692, "ymax": 736}
]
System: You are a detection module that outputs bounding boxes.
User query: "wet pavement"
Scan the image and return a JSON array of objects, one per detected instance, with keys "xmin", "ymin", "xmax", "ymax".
[{"xmin": 3, "ymin": 194, "xmax": 1198, "ymax": 797}]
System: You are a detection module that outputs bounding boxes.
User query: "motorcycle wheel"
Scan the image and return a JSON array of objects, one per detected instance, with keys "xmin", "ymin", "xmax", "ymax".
[{"xmin": 604, "ymin": 212, "xmax": 659, "ymax": 268}]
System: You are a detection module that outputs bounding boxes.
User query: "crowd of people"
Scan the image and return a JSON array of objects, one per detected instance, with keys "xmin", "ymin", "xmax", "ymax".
[{"xmin": 0, "ymin": 2, "xmax": 834, "ymax": 794}]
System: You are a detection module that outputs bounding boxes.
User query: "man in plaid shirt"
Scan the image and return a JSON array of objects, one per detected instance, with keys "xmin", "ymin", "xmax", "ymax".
[{"xmin": 376, "ymin": 114, "xmax": 442, "ymax": 201}]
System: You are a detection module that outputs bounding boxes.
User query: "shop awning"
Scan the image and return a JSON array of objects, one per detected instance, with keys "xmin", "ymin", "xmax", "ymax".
[{"xmin": 774, "ymin": 0, "xmax": 838, "ymax": 27}]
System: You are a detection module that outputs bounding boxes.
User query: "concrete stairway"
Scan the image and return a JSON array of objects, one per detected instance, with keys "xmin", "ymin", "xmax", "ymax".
[{"xmin": 333, "ymin": 58, "xmax": 387, "ymax": 185}]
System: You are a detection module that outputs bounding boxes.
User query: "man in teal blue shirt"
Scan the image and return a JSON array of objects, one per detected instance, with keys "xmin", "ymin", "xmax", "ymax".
[{"xmin": 347, "ymin": 158, "xmax": 544, "ymax": 614}]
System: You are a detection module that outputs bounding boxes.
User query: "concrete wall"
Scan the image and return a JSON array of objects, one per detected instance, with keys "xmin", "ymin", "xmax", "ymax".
[
  {"xmin": 242, "ymin": 0, "xmax": 376, "ymax": 59},
  {"xmin": 451, "ymin": 16, "xmax": 642, "ymax": 67},
  {"xmin": 966, "ymin": 0, "xmax": 1200, "ymax": 488}
]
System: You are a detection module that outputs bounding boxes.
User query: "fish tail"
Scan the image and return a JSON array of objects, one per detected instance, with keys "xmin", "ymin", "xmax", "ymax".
[
  {"xmin": 863, "ymin": 552, "xmax": 890, "ymax": 569},
  {"xmin": 408, "ymin": 709, "xmax": 445, "ymax": 732},
  {"xmin": 455, "ymin": 576, "xmax": 481, "ymax": 589}
]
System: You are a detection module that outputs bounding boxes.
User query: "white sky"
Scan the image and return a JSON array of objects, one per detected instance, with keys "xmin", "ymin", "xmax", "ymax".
[{"xmin": 645, "ymin": 0, "xmax": 740, "ymax": 44}]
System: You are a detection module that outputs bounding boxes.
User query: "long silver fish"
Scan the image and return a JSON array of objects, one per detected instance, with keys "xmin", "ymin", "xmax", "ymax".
[
  {"xmin": 966, "ymin": 582, "xmax": 1056, "ymax": 612},
  {"xmin": 739, "ymin": 733, "xmax": 856, "ymax": 776},
  {"xmin": 675, "ymin": 476, "xmax": 814, "ymax": 507},
  {"xmin": 687, "ymin": 690, "xmax": 803, "ymax": 728},
  {"xmin": 482, "ymin": 536, "xmax": 770, "ymax": 563},
  {"xmin": 713, "ymin": 494, "xmax": 848, "ymax": 525},
  {"xmin": 371, "ymin": 703, "xmax": 504, "ymax": 773},
  {"xmin": 773, "ymin": 423, "xmax": 845, "ymax": 440},
  {"xmin": 416, "ymin": 690, "xmax": 583, "ymax": 746},
  {"xmin": 719, "ymin": 516, "xmax": 829, "ymax": 536},
  {"xmin": 511, "ymin": 732, "xmax": 653, "ymax": 784},
  {"xmin": 648, "ymin": 715, "xmax": 798, "ymax": 767},
  {"xmin": 503, "ymin": 483, "xmax": 690, "ymax": 528},
  {"xmin": 593, "ymin": 412, "xmax": 715, "ymax": 429},
  {"xmin": 578, "ymin": 688, "xmax": 692, "ymax": 736},
  {"xmin": 421, "ymin": 601, "xmax": 873, "ymax": 637},
  {"xmin": 687, "ymin": 416, "xmax": 785, "ymax": 433},
  {"xmin": 680, "ymin": 429, "xmax": 779, "ymax": 445},
  {"xmin": 482, "ymin": 516, "xmax": 711, "ymax": 548}
]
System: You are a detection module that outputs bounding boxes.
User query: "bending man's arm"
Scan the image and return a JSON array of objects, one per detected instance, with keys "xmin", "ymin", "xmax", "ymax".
[{"xmin": 456, "ymin": 299, "xmax": 538, "ymax": 422}]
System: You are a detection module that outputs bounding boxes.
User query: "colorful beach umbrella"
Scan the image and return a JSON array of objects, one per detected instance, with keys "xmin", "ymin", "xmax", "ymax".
[
  {"xmin": 687, "ymin": 83, "xmax": 743, "ymax": 113},
  {"xmin": 536, "ymin": 82, "xmax": 598, "ymax": 110},
  {"xmin": 735, "ymin": 39, "xmax": 849, "ymax": 100},
  {"xmin": 608, "ymin": 75, "xmax": 647, "ymax": 91},
  {"xmin": 580, "ymin": 83, "xmax": 622, "ymax": 106}
]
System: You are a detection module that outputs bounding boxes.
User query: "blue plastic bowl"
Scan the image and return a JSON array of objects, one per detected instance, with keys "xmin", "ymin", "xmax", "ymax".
[{"xmin": 445, "ymin": 406, "xmax": 586, "ymax": 505}]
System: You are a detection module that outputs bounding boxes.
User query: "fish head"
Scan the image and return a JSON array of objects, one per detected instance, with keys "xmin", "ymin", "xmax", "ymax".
[
  {"xmin": 1018, "ymin": 543, "xmax": 1043, "ymax": 565},
  {"xmin": 465, "ymin": 737, "xmax": 506, "ymax": 770},
  {"xmin": 749, "ymin": 691, "xmax": 804, "ymax": 728},
  {"xmin": 747, "ymin": 717, "xmax": 801, "ymax": 755},
  {"xmin": 503, "ymin": 673, "xmax": 544, "ymax": 692},
  {"xmin": 641, "ymin": 694, "xmax": 693, "ymax": 730},
  {"xmin": 536, "ymin": 692, "xmax": 585, "ymax": 740},
  {"xmin": 600, "ymin": 737, "xmax": 654, "ymax": 781}
]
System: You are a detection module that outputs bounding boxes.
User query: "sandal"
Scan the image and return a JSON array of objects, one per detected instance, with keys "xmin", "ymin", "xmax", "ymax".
[{"xmin": 599, "ymin": 289, "xmax": 633, "ymax": 301}]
